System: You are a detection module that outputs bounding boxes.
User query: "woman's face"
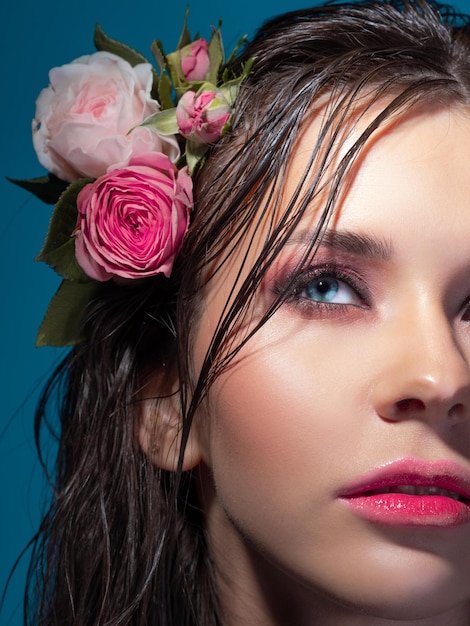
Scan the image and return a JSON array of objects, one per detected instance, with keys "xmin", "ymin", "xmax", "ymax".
[{"xmin": 193, "ymin": 105, "xmax": 470, "ymax": 625}]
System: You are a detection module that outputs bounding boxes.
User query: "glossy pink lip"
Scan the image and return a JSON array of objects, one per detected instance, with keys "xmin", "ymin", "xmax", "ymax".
[{"xmin": 339, "ymin": 458, "xmax": 470, "ymax": 528}]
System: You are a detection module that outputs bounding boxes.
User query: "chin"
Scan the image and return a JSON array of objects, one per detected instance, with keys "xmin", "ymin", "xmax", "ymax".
[
  {"xmin": 322, "ymin": 567, "xmax": 469, "ymax": 622},
  {"xmin": 288, "ymin": 542, "xmax": 470, "ymax": 622}
]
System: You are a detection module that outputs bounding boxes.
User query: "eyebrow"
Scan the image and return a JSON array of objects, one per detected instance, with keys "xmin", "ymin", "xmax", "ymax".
[{"xmin": 287, "ymin": 229, "xmax": 394, "ymax": 261}]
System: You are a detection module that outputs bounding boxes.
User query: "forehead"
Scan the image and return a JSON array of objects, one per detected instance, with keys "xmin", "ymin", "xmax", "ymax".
[
  {"xmin": 285, "ymin": 103, "xmax": 470, "ymax": 233},
  {"xmin": 202, "ymin": 103, "xmax": 470, "ymax": 301}
]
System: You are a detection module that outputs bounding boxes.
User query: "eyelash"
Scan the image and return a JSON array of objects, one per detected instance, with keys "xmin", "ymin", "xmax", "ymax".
[
  {"xmin": 270, "ymin": 262, "xmax": 470, "ymax": 324},
  {"xmin": 460, "ymin": 296, "xmax": 470, "ymax": 322},
  {"xmin": 273, "ymin": 263, "xmax": 370, "ymax": 317}
]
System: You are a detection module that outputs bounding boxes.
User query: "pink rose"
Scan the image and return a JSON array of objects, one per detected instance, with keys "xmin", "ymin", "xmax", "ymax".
[
  {"xmin": 180, "ymin": 39, "xmax": 210, "ymax": 81},
  {"xmin": 74, "ymin": 152, "xmax": 192, "ymax": 281},
  {"xmin": 176, "ymin": 90, "xmax": 231, "ymax": 144},
  {"xmin": 33, "ymin": 51, "xmax": 179, "ymax": 182}
]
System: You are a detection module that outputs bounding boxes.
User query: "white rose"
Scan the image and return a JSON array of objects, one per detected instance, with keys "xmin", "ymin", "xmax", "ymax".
[{"xmin": 33, "ymin": 51, "xmax": 179, "ymax": 182}]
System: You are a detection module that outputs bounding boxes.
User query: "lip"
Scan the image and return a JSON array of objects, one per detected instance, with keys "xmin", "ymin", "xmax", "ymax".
[{"xmin": 339, "ymin": 458, "xmax": 470, "ymax": 528}]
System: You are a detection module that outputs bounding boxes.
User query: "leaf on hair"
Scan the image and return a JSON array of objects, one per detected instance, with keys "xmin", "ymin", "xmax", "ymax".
[
  {"xmin": 36, "ymin": 279, "xmax": 100, "ymax": 347},
  {"xmin": 7, "ymin": 174, "xmax": 68, "ymax": 205},
  {"xmin": 36, "ymin": 178, "xmax": 92, "ymax": 282}
]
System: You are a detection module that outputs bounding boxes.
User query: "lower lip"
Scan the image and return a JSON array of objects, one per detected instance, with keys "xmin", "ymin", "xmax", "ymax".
[{"xmin": 341, "ymin": 494, "xmax": 470, "ymax": 528}]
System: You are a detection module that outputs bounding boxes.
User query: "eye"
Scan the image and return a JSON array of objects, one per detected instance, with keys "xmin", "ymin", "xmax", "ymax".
[
  {"xmin": 299, "ymin": 272, "xmax": 363, "ymax": 306},
  {"xmin": 301, "ymin": 275, "xmax": 358, "ymax": 304},
  {"xmin": 270, "ymin": 261, "xmax": 369, "ymax": 318}
]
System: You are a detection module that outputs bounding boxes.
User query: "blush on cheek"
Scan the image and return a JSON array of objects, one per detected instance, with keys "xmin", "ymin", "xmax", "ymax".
[{"xmin": 207, "ymin": 354, "xmax": 311, "ymax": 504}]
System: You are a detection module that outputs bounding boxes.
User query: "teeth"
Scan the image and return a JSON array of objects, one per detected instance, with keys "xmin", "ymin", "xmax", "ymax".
[{"xmin": 368, "ymin": 486, "xmax": 463, "ymax": 500}]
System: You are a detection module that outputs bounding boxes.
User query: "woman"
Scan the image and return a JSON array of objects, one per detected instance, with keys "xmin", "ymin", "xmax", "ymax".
[{"xmin": 19, "ymin": 0, "xmax": 470, "ymax": 623}]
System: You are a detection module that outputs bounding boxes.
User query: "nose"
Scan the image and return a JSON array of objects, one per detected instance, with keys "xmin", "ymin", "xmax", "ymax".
[{"xmin": 372, "ymin": 307, "xmax": 470, "ymax": 426}]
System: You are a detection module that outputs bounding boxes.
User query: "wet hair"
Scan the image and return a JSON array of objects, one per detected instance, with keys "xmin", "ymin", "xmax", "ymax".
[{"xmin": 23, "ymin": 1, "xmax": 470, "ymax": 624}]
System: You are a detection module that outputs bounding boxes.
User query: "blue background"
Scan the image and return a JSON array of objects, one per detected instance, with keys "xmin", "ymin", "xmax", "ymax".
[{"xmin": 2, "ymin": 0, "xmax": 470, "ymax": 623}]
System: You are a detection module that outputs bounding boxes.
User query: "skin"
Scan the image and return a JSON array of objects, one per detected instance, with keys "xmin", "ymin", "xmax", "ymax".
[{"xmin": 189, "ymin": 104, "xmax": 470, "ymax": 625}]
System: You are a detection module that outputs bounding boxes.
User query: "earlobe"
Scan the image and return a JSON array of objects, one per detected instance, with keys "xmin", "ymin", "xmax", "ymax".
[{"xmin": 138, "ymin": 375, "xmax": 203, "ymax": 472}]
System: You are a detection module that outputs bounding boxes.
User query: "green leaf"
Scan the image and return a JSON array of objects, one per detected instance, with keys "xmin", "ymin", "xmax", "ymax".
[
  {"xmin": 94, "ymin": 23, "xmax": 148, "ymax": 66},
  {"xmin": 94, "ymin": 24, "xmax": 159, "ymax": 98},
  {"xmin": 165, "ymin": 48, "xmax": 186, "ymax": 94},
  {"xmin": 196, "ymin": 80, "xmax": 219, "ymax": 93},
  {"xmin": 220, "ymin": 116, "xmax": 234, "ymax": 140},
  {"xmin": 165, "ymin": 8, "xmax": 197, "ymax": 92},
  {"xmin": 140, "ymin": 109, "xmax": 179, "ymax": 135},
  {"xmin": 151, "ymin": 39, "xmax": 168, "ymax": 74},
  {"xmin": 176, "ymin": 7, "xmax": 192, "ymax": 49},
  {"xmin": 150, "ymin": 40, "xmax": 172, "ymax": 104},
  {"xmin": 222, "ymin": 57, "xmax": 253, "ymax": 84},
  {"xmin": 7, "ymin": 174, "xmax": 68, "ymax": 205},
  {"xmin": 220, "ymin": 58, "xmax": 254, "ymax": 105},
  {"xmin": 36, "ymin": 279, "xmax": 100, "ymax": 347},
  {"xmin": 219, "ymin": 80, "xmax": 241, "ymax": 106},
  {"xmin": 37, "ymin": 178, "xmax": 92, "ymax": 281},
  {"xmin": 185, "ymin": 141, "xmax": 209, "ymax": 175},
  {"xmin": 225, "ymin": 34, "xmax": 248, "ymax": 66},
  {"xmin": 158, "ymin": 71, "xmax": 175, "ymax": 110},
  {"xmin": 207, "ymin": 29, "xmax": 224, "ymax": 84}
]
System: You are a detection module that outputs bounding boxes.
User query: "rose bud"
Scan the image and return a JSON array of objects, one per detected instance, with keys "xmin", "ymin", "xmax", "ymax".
[
  {"xmin": 180, "ymin": 38, "xmax": 210, "ymax": 82},
  {"xmin": 176, "ymin": 89, "xmax": 231, "ymax": 144}
]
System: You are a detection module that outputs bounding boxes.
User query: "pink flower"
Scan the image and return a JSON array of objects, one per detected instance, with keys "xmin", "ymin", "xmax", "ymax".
[
  {"xmin": 180, "ymin": 38, "xmax": 210, "ymax": 81},
  {"xmin": 74, "ymin": 152, "xmax": 192, "ymax": 281},
  {"xmin": 176, "ymin": 90, "xmax": 231, "ymax": 144},
  {"xmin": 33, "ymin": 51, "xmax": 179, "ymax": 182}
]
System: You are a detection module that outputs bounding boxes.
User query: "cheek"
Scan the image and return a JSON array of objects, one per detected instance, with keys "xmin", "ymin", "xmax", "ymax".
[
  {"xmin": 195, "ymin": 301, "xmax": 367, "ymax": 507},
  {"xmin": 203, "ymin": 329, "xmax": 356, "ymax": 526},
  {"xmin": 203, "ymin": 350, "xmax": 323, "ymax": 571}
]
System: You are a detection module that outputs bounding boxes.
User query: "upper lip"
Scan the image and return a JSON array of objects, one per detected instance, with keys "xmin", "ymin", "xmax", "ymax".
[{"xmin": 339, "ymin": 458, "xmax": 470, "ymax": 502}]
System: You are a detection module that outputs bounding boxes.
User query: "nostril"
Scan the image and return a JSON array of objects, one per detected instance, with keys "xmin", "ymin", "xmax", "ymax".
[
  {"xmin": 395, "ymin": 398, "xmax": 426, "ymax": 414},
  {"xmin": 448, "ymin": 402, "xmax": 465, "ymax": 423}
]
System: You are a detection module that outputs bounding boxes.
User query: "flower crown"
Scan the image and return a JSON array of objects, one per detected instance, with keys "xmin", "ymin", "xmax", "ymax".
[{"xmin": 11, "ymin": 13, "xmax": 252, "ymax": 347}]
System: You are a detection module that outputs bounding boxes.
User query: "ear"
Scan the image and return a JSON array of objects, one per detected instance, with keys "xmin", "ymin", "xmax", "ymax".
[{"xmin": 138, "ymin": 369, "xmax": 203, "ymax": 472}]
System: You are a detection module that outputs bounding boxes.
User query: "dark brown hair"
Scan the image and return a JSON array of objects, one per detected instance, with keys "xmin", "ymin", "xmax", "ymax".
[{"xmin": 23, "ymin": 1, "xmax": 470, "ymax": 623}]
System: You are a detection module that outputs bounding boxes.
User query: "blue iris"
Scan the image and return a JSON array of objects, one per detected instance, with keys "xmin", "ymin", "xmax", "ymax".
[{"xmin": 305, "ymin": 277, "xmax": 340, "ymax": 302}]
